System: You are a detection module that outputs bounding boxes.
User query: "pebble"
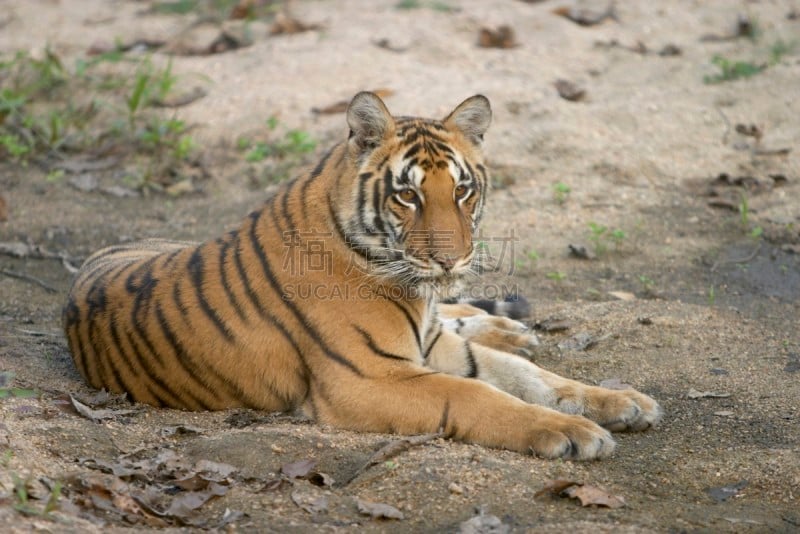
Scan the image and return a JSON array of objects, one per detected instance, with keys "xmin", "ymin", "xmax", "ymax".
[{"xmin": 448, "ymin": 482, "xmax": 464, "ymax": 495}]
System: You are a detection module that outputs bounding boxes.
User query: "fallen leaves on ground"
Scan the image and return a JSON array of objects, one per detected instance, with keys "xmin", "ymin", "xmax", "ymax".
[
  {"xmin": 478, "ymin": 26, "xmax": 518, "ymax": 48},
  {"xmin": 535, "ymin": 479, "xmax": 626, "ymax": 508},
  {"xmin": 70, "ymin": 449, "xmax": 240, "ymax": 526},
  {"xmin": 356, "ymin": 498, "xmax": 404, "ymax": 520}
]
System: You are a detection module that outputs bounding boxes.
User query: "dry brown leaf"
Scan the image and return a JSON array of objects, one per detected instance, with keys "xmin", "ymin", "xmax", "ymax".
[
  {"xmin": 281, "ymin": 458, "xmax": 317, "ymax": 479},
  {"xmin": 270, "ymin": 12, "xmax": 322, "ymax": 35},
  {"xmin": 70, "ymin": 395, "xmax": 140, "ymax": 422},
  {"xmin": 554, "ymin": 79, "xmax": 587, "ymax": 102},
  {"xmin": 553, "ymin": 4, "xmax": 618, "ymax": 26},
  {"xmin": 0, "ymin": 195, "xmax": 7, "ymax": 222},
  {"xmin": 478, "ymin": 25, "xmax": 517, "ymax": 49},
  {"xmin": 356, "ymin": 498, "xmax": 404, "ymax": 520},
  {"xmin": 534, "ymin": 479, "xmax": 579, "ymax": 499},
  {"xmin": 291, "ymin": 488, "xmax": 329, "ymax": 514},
  {"xmin": 535, "ymin": 479, "xmax": 625, "ymax": 508},
  {"xmin": 563, "ymin": 484, "xmax": 626, "ymax": 508}
]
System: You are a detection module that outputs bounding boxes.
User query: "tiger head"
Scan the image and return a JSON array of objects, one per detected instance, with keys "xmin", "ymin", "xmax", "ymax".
[{"xmin": 342, "ymin": 92, "xmax": 492, "ymax": 292}]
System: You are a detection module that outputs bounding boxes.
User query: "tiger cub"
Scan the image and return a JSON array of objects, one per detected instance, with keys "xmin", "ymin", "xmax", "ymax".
[{"xmin": 63, "ymin": 93, "xmax": 661, "ymax": 460}]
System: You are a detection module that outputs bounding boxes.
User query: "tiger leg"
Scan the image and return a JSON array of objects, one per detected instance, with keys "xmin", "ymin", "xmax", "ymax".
[
  {"xmin": 425, "ymin": 329, "xmax": 662, "ymax": 432},
  {"xmin": 439, "ymin": 303, "xmax": 539, "ymax": 357},
  {"xmin": 307, "ymin": 362, "xmax": 613, "ymax": 460}
]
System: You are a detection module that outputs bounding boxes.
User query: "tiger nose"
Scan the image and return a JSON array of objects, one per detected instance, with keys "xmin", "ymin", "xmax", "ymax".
[{"xmin": 433, "ymin": 254, "xmax": 458, "ymax": 271}]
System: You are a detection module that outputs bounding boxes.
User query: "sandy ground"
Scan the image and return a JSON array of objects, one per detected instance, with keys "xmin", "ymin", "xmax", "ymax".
[{"xmin": 1, "ymin": 0, "xmax": 799, "ymax": 531}]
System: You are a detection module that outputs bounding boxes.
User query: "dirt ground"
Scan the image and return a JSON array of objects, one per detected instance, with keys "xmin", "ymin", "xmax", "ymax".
[{"xmin": 1, "ymin": 0, "xmax": 799, "ymax": 531}]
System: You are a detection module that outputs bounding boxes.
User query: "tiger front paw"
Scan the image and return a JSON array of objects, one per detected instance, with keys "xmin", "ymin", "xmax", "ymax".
[
  {"xmin": 525, "ymin": 411, "xmax": 616, "ymax": 460},
  {"xmin": 583, "ymin": 387, "xmax": 663, "ymax": 432}
]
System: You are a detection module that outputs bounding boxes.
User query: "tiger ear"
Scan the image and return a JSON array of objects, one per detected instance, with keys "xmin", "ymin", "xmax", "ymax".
[
  {"xmin": 347, "ymin": 92, "xmax": 395, "ymax": 153},
  {"xmin": 443, "ymin": 95, "xmax": 492, "ymax": 145}
]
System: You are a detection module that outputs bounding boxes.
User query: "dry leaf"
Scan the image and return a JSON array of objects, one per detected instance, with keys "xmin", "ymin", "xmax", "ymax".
[
  {"xmin": 707, "ymin": 480, "xmax": 747, "ymax": 502},
  {"xmin": 270, "ymin": 12, "xmax": 321, "ymax": 35},
  {"xmin": 535, "ymin": 479, "xmax": 625, "ymax": 508},
  {"xmin": 0, "ymin": 195, "xmax": 7, "ymax": 222},
  {"xmin": 534, "ymin": 479, "xmax": 579, "ymax": 499},
  {"xmin": 356, "ymin": 498, "xmax": 404, "ymax": 520},
  {"xmin": 291, "ymin": 488, "xmax": 329, "ymax": 514},
  {"xmin": 563, "ymin": 484, "xmax": 626, "ymax": 508},
  {"xmin": 554, "ymin": 79, "xmax": 587, "ymax": 102},
  {"xmin": 165, "ymin": 482, "xmax": 227, "ymax": 517},
  {"xmin": 478, "ymin": 26, "xmax": 517, "ymax": 49},
  {"xmin": 557, "ymin": 331, "xmax": 595, "ymax": 351},
  {"xmin": 281, "ymin": 458, "xmax": 317, "ymax": 479},
  {"xmin": 70, "ymin": 395, "xmax": 140, "ymax": 422},
  {"xmin": 553, "ymin": 4, "xmax": 618, "ymax": 26},
  {"xmin": 459, "ymin": 508, "xmax": 509, "ymax": 533}
]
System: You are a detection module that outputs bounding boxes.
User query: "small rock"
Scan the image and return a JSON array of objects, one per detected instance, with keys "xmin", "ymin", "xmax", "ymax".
[
  {"xmin": 448, "ymin": 482, "xmax": 464, "ymax": 495},
  {"xmin": 608, "ymin": 290, "xmax": 636, "ymax": 301},
  {"xmin": 68, "ymin": 174, "xmax": 99, "ymax": 192}
]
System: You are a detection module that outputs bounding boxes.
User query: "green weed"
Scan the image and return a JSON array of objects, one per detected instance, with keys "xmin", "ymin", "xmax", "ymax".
[
  {"xmin": 546, "ymin": 271, "xmax": 566, "ymax": 281},
  {"xmin": 704, "ymin": 55, "xmax": 765, "ymax": 84},
  {"xmin": 587, "ymin": 222, "xmax": 626, "ymax": 255},
  {"xmin": 552, "ymin": 182, "xmax": 571, "ymax": 204}
]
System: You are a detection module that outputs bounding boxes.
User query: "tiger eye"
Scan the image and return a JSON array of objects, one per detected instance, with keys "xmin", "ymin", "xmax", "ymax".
[
  {"xmin": 454, "ymin": 185, "xmax": 468, "ymax": 198},
  {"xmin": 398, "ymin": 189, "xmax": 417, "ymax": 203}
]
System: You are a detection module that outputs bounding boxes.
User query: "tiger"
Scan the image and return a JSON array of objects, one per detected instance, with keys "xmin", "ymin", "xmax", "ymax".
[{"xmin": 63, "ymin": 92, "xmax": 661, "ymax": 460}]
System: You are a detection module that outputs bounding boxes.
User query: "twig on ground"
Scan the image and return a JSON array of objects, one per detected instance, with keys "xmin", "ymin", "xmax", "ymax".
[
  {"xmin": 1, "ymin": 268, "xmax": 59, "ymax": 293},
  {"xmin": 339, "ymin": 432, "xmax": 444, "ymax": 487},
  {"xmin": 711, "ymin": 243, "xmax": 762, "ymax": 272}
]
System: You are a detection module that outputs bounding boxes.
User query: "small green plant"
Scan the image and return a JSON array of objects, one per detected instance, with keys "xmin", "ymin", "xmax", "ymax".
[
  {"xmin": 708, "ymin": 285, "xmax": 716, "ymax": 306},
  {"xmin": 739, "ymin": 192, "xmax": 750, "ymax": 227},
  {"xmin": 395, "ymin": 0, "xmax": 454, "ymax": 10},
  {"xmin": 638, "ymin": 275, "xmax": 656, "ymax": 294},
  {"xmin": 704, "ymin": 55, "xmax": 765, "ymax": 84},
  {"xmin": 546, "ymin": 271, "xmax": 566, "ymax": 281},
  {"xmin": 395, "ymin": 0, "xmax": 422, "ymax": 8},
  {"xmin": 552, "ymin": 182, "xmax": 571, "ymax": 204},
  {"xmin": 240, "ymin": 117, "xmax": 317, "ymax": 182},
  {"xmin": 587, "ymin": 222, "xmax": 626, "ymax": 255}
]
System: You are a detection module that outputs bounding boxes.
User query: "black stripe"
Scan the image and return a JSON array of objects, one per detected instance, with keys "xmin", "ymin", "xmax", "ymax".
[
  {"xmin": 423, "ymin": 329, "xmax": 442, "ymax": 362},
  {"xmin": 464, "ymin": 341, "xmax": 478, "ymax": 378},
  {"xmin": 188, "ymin": 247, "xmax": 234, "ymax": 343},
  {"xmin": 153, "ymin": 301, "xmax": 258, "ymax": 408},
  {"xmin": 371, "ymin": 179, "xmax": 387, "ymax": 235},
  {"xmin": 356, "ymin": 326, "xmax": 411, "ymax": 362},
  {"xmin": 162, "ymin": 248, "xmax": 183, "ymax": 268},
  {"xmin": 218, "ymin": 234, "xmax": 248, "ymax": 324},
  {"xmin": 300, "ymin": 145, "xmax": 336, "ymax": 221},
  {"xmin": 390, "ymin": 299, "xmax": 421, "ymax": 352},
  {"xmin": 281, "ymin": 177, "xmax": 300, "ymax": 234},
  {"xmin": 123, "ymin": 321, "xmax": 207, "ymax": 410},
  {"xmin": 247, "ymin": 210, "xmax": 363, "ymax": 376},
  {"xmin": 357, "ymin": 172, "xmax": 371, "ymax": 231}
]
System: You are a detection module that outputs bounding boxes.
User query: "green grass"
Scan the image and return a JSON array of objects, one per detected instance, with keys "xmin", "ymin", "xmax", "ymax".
[
  {"xmin": 704, "ymin": 55, "xmax": 765, "ymax": 84},
  {"xmin": 552, "ymin": 182, "xmax": 571, "ymax": 204},
  {"xmin": 0, "ymin": 48, "xmax": 199, "ymax": 189},
  {"xmin": 587, "ymin": 222, "xmax": 626, "ymax": 256}
]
